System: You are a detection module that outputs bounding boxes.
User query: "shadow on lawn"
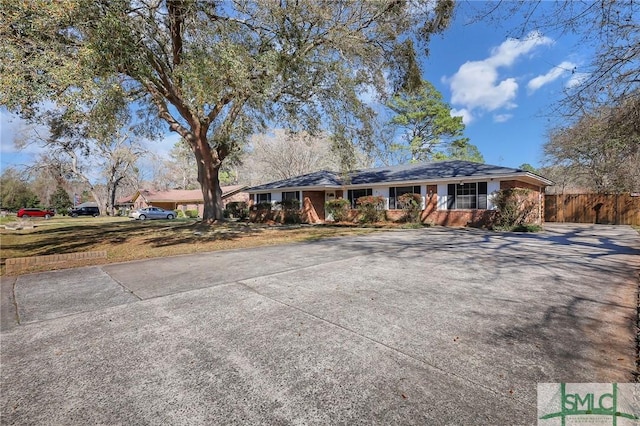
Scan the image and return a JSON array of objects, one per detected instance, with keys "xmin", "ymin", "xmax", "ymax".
[{"xmin": 0, "ymin": 221, "xmax": 265, "ymax": 262}]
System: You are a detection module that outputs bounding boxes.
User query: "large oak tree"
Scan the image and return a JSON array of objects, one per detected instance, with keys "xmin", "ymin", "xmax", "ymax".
[{"xmin": 1, "ymin": 0, "xmax": 454, "ymax": 221}]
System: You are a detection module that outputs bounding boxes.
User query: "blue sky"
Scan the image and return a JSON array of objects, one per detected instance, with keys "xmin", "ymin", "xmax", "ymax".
[
  {"xmin": 420, "ymin": 2, "xmax": 586, "ymax": 168},
  {"xmin": 0, "ymin": 2, "xmax": 588, "ymax": 173}
]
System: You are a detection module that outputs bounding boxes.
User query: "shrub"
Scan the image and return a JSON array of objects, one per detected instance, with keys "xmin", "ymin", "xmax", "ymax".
[
  {"xmin": 184, "ymin": 209, "xmax": 199, "ymax": 218},
  {"xmin": 356, "ymin": 195, "xmax": 385, "ymax": 223},
  {"xmin": 255, "ymin": 201, "xmax": 273, "ymax": 211},
  {"xmin": 493, "ymin": 188, "xmax": 537, "ymax": 230},
  {"xmin": 275, "ymin": 199, "xmax": 301, "ymax": 224},
  {"xmin": 512, "ymin": 224, "xmax": 542, "ymax": 232},
  {"xmin": 176, "ymin": 209, "xmax": 185, "ymax": 218},
  {"xmin": 325, "ymin": 199, "xmax": 350, "ymax": 222},
  {"xmin": 398, "ymin": 193, "xmax": 422, "ymax": 223},
  {"xmin": 225, "ymin": 201, "xmax": 249, "ymax": 220},
  {"xmin": 276, "ymin": 199, "xmax": 300, "ymax": 210}
]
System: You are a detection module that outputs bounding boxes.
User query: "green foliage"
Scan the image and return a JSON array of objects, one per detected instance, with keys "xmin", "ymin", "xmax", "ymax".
[
  {"xmin": 325, "ymin": 199, "xmax": 351, "ymax": 222},
  {"xmin": 356, "ymin": 195, "xmax": 385, "ymax": 223},
  {"xmin": 0, "ymin": 169, "xmax": 40, "ymax": 211},
  {"xmin": 50, "ymin": 186, "xmax": 73, "ymax": 215},
  {"xmin": 493, "ymin": 188, "xmax": 537, "ymax": 230},
  {"xmin": 176, "ymin": 209, "xmax": 185, "ymax": 218},
  {"xmin": 518, "ymin": 163, "xmax": 538, "ymax": 173},
  {"xmin": 276, "ymin": 199, "xmax": 301, "ymax": 210},
  {"xmin": 432, "ymin": 139, "xmax": 485, "ymax": 163},
  {"xmin": 184, "ymin": 209, "xmax": 199, "ymax": 218},
  {"xmin": 0, "ymin": 0, "xmax": 455, "ymax": 221},
  {"xmin": 511, "ymin": 224, "xmax": 542, "ymax": 232},
  {"xmin": 255, "ymin": 201, "xmax": 273, "ymax": 211},
  {"xmin": 224, "ymin": 202, "xmax": 249, "ymax": 220},
  {"xmin": 386, "ymin": 80, "xmax": 469, "ymax": 162},
  {"xmin": 275, "ymin": 199, "xmax": 301, "ymax": 224},
  {"xmin": 398, "ymin": 193, "xmax": 422, "ymax": 223}
]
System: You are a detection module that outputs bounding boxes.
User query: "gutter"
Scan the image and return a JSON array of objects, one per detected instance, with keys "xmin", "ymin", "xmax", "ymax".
[{"xmin": 247, "ymin": 173, "xmax": 553, "ymax": 192}]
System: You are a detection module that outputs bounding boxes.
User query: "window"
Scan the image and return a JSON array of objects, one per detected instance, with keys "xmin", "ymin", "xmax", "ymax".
[
  {"xmin": 447, "ymin": 182, "xmax": 487, "ymax": 210},
  {"xmin": 282, "ymin": 191, "xmax": 298, "ymax": 201},
  {"xmin": 389, "ymin": 186, "xmax": 421, "ymax": 209},
  {"xmin": 256, "ymin": 193, "xmax": 271, "ymax": 203},
  {"xmin": 347, "ymin": 188, "xmax": 372, "ymax": 208}
]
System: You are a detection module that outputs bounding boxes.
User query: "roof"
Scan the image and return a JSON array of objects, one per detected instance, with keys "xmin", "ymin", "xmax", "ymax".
[
  {"xmin": 129, "ymin": 185, "xmax": 249, "ymax": 203},
  {"xmin": 75, "ymin": 202, "xmax": 99, "ymax": 208},
  {"xmin": 248, "ymin": 161, "xmax": 553, "ymax": 191}
]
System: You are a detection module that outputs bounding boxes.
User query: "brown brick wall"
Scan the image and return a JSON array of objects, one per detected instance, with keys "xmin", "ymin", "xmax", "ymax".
[
  {"xmin": 499, "ymin": 180, "xmax": 544, "ymax": 225},
  {"xmin": 423, "ymin": 210, "xmax": 497, "ymax": 227},
  {"xmin": 500, "ymin": 180, "xmax": 541, "ymax": 191},
  {"xmin": 5, "ymin": 251, "xmax": 107, "ymax": 275}
]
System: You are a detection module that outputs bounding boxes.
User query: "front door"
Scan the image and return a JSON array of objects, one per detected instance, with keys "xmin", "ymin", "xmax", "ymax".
[{"xmin": 301, "ymin": 191, "xmax": 326, "ymax": 223}]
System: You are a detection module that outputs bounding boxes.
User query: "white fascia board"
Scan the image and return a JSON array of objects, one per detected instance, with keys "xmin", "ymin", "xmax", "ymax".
[
  {"xmin": 340, "ymin": 173, "xmax": 553, "ymax": 188},
  {"xmin": 247, "ymin": 185, "xmax": 341, "ymax": 193},
  {"xmin": 491, "ymin": 173, "xmax": 554, "ymax": 186}
]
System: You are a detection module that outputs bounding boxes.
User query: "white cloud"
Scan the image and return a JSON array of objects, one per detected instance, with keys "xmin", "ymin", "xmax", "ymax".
[
  {"xmin": 527, "ymin": 61, "xmax": 576, "ymax": 93},
  {"xmin": 0, "ymin": 108, "xmax": 48, "ymax": 156},
  {"xmin": 566, "ymin": 72, "xmax": 589, "ymax": 89},
  {"xmin": 493, "ymin": 113, "xmax": 513, "ymax": 123},
  {"xmin": 450, "ymin": 108, "xmax": 474, "ymax": 125},
  {"xmin": 149, "ymin": 132, "xmax": 181, "ymax": 159},
  {"xmin": 445, "ymin": 31, "xmax": 553, "ymax": 120},
  {"xmin": 486, "ymin": 31, "xmax": 553, "ymax": 68}
]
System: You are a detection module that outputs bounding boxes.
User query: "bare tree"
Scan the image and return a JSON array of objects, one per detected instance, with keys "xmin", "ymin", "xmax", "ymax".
[
  {"xmin": 101, "ymin": 133, "xmax": 145, "ymax": 215},
  {"xmin": 543, "ymin": 95, "xmax": 640, "ymax": 193},
  {"xmin": 240, "ymin": 129, "xmax": 348, "ymax": 185},
  {"xmin": 19, "ymin": 126, "xmax": 145, "ymax": 214}
]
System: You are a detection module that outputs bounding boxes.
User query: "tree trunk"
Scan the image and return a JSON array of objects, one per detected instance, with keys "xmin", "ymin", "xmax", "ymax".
[
  {"xmin": 89, "ymin": 189, "xmax": 104, "ymax": 216},
  {"xmin": 193, "ymin": 135, "xmax": 224, "ymax": 221},
  {"xmin": 107, "ymin": 176, "xmax": 125, "ymax": 216}
]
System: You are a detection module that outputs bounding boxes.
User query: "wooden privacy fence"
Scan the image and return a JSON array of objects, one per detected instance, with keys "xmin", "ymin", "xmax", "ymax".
[{"xmin": 545, "ymin": 193, "xmax": 640, "ymax": 226}]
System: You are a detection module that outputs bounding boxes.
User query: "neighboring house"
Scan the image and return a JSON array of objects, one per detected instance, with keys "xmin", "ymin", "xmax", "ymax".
[
  {"xmin": 128, "ymin": 185, "xmax": 249, "ymax": 217},
  {"xmin": 246, "ymin": 161, "xmax": 553, "ymax": 226}
]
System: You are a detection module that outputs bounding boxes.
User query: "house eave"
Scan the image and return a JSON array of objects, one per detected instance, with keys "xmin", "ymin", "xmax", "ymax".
[
  {"xmin": 247, "ymin": 185, "xmax": 342, "ymax": 193},
  {"xmin": 248, "ymin": 172, "xmax": 552, "ymax": 192}
]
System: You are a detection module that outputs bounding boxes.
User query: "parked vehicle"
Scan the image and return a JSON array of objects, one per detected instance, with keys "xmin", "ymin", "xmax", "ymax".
[
  {"xmin": 130, "ymin": 207, "xmax": 176, "ymax": 220},
  {"xmin": 17, "ymin": 208, "xmax": 55, "ymax": 219},
  {"xmin": 70, "ymin": 206, "xmax": 100, "ymax": 217}
]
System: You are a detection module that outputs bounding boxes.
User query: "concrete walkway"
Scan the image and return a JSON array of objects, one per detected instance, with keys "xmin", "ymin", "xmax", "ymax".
[{"xmin": 1, "ymin": 224, "xmax": 638, "ymax": 424}]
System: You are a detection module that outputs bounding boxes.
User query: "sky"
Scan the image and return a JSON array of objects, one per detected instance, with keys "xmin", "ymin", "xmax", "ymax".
[
  {"xmin": 0, "ymin": 2, "xmax": 590, "ymax": 173},
  {"xmin": 420, "ymin": 2, "xmax": 587, "ymax": 169}
]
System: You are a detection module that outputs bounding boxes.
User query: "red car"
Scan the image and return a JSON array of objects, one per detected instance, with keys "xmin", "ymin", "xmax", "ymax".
[{"xmin": 17, "ymin": 208, "xmax": 55, "ymax": 219}]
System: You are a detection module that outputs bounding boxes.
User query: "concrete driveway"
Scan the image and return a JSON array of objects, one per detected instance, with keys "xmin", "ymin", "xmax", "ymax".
[{"xmin": 1, "ymin": 224, "xmax": 638, "ymax": 424}]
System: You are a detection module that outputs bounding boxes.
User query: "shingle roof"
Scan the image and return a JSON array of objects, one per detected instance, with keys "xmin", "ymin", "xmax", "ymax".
[
  {"xmin": 248, "ymin": 170, "xmax": 342, "ymax": 191},
  {"xmin": 129, "ymin": 185, "xmax": 248, "ymax": 203},
  {"xmin": 248, "ymin": 161, "xmax": 552, "ymax": 191}
]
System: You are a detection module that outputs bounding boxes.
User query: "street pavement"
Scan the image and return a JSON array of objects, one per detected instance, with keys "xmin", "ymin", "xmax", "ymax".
[{"xmin": 1, "ymin": 224, "xmax": 639, "ymax": 424}]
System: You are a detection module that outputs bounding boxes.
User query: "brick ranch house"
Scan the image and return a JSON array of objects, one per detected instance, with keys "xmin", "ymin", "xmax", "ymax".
[
  {"xmin": 246, "ymin": 161, "xmax": 553, "ymax": 226},
  {"xmin": 124, "ymin": 185, "xmax": 249, "ymax": 217}
]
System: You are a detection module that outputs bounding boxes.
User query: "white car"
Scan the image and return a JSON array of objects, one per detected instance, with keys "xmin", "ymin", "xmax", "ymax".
[{"xmin": 130, "ymin": 207, "xmax": 176, "ymax": 220}]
